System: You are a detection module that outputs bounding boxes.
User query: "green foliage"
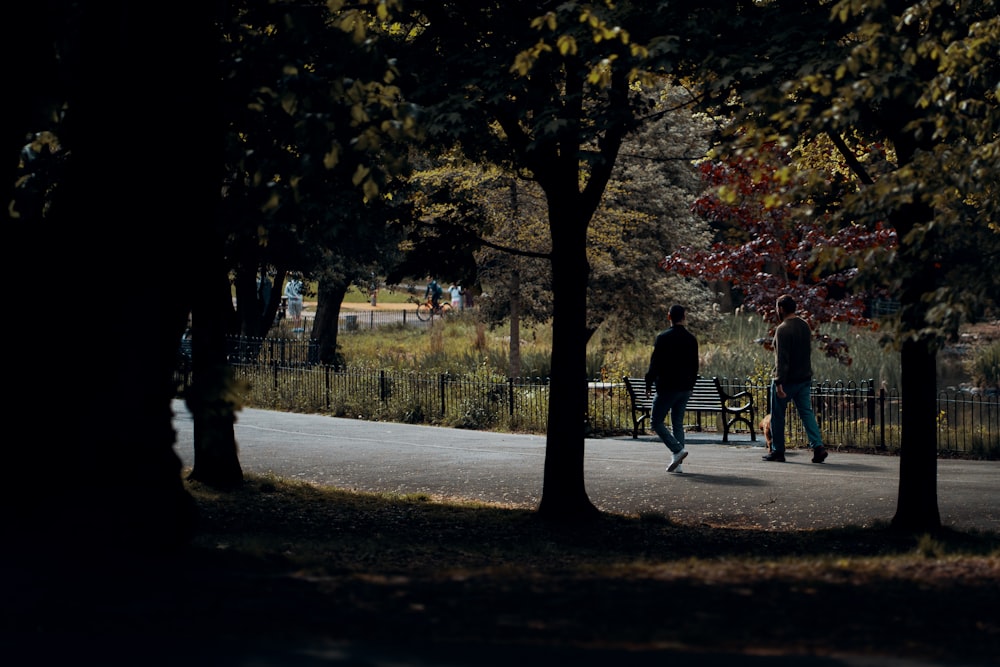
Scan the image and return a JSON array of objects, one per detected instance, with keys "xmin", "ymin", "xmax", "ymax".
[
  {"xmin": 451, "ymin": 395, "xmax": 501, "ymax": 430},
  {"xmin": 399, "ymin": 401, "xmax": 427, "ymax": 425},
  {"xmin": 968, "ymin": 340, "xmax": 1000, "ymax": 391},
  {"xmin": 444, "ymin": 364, "xmax": 507, "ymax": 430},
  {"xmin": 339, "ymin": 316, "xmax": 555, "ymax": 377},
  {"xmin": 729, "ymin": 0, "xmax": 1000, "ymax": 347},
  {"xmin": 696, "ymin": 313, "xmax": 771, "ymax": 381},
  {"xmin": 915, "ymin": 533, "xmax": 946, "ymax": 559},
  {"xmin": 220, "ymin": 0, "xmax": 418, "ymax": 339},
  {"xmin": 586, "ymin": 83, "xmax": 719, "ymax": 338}
]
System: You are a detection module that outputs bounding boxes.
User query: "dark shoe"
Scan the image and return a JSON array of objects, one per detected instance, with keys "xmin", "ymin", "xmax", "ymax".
[
  {"xmin": 812, "ymin": 447, "xmax": 828, "ymax": 463},
  {"xmin": 762, "ymin": 452, "xmax": 785, "ymax": 462}
]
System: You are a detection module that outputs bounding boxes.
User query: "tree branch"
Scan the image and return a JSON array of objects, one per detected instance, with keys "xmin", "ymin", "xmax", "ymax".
[
  {"xmin": 826, "ymin": 132, "xmax": 875, "ymax": 186},
  {"xmin": 413, "ymin": 218, "xmax": 551, "ymax": 260}
]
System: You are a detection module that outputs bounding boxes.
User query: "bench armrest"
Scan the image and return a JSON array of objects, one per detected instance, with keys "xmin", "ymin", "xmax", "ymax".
[
  {"xmin": 724, "ymin": 389, "xmax": 751, "ymax": 400},
  {"xmin": 714, "ymin": 381, "xmax": 753, "ymax": 412}
]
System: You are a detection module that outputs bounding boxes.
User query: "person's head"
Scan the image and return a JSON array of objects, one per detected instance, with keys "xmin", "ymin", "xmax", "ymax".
[
  {"xmin": 668, "ymin": 304, "xmax": 686, "ymax": 325},
  {"xmin": 777, "ymin": 295, "xmax": 797, "ymax": 318}
]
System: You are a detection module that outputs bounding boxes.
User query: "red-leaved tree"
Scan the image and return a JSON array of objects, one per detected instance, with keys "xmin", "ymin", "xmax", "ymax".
[{"xmin": 660, "ymin": 140, "xmax": 897, "ymax": 364}]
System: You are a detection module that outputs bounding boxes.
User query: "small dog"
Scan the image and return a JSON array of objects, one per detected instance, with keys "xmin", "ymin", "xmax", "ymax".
[{"xmin": 760, "ymin": 414, "xmax": 773, "ymax": 453}]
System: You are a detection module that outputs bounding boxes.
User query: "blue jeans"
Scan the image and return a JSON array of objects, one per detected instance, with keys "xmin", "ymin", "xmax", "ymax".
[
  {"xmin": 651, "ymin": 389, "xmax": 691, "ymax": 454},
  {"xmin": 769, "ymin": 380, "xmax": 823, "ymax": 453}
]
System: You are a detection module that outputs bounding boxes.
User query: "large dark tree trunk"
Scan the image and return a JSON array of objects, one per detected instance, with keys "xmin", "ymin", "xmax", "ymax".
[
  {"xmin": 12, "ymin": 2, "xmax": 212, "ymax": 559},
  {"xmin": 534, "ymin": 60, "xmax": 629, "ymax": 522},
  {"xmin": 2, "ymin": 4, "xmax": 60, "ymax": 219},
  {"xmin": 311, "ymin": 278, "xmax": 349, "ymax": 366},
  {"xmin": 889, "ymin": 194, "xmax": 942, "ymax": 533},
  {"xmin": 537, "ymin": 189, "xmax": 599, "ymax": 521},
  {"xmin": 892, "ymin": 336, "xmax": 941, "ymax": 532},
  {"xmin": 234, "ymin": 264, "xmax": 282, "ymax": 338},
  {"xmin": 187, "ymin": 247, "xmax": 244, "ymax": 491}
]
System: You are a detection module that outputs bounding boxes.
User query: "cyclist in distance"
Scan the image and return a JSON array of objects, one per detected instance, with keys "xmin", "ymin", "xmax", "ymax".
[{"xmin": 425, "ymin": 277, "xmax": 443, "ymax": 310}]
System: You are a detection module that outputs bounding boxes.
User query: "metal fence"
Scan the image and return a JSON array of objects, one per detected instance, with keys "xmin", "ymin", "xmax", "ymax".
[{"xmin": 175, "ymin": 336, "xmax": 999, "ymax": 456}]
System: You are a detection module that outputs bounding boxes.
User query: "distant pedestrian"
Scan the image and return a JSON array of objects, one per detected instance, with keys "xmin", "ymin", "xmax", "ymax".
[
  {"xmin": 449, "ymin": 283, "xmax": 462, "ymax": 309},
  {"xmin": 285, "ymin": 274, "xmax": 304, "ymax": 331},
  {"xmin": 763, "ymin": 295, "xmax": 827, "ymax": 463},
  {"xmin": 645, "ymin": 304, "xmax": 699, "ymax": 473}
]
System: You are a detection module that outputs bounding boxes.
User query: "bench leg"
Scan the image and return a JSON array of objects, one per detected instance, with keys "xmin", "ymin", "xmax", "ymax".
[
  {"xmin": 724, "ymin": 415, "xmax": 756, "ymax": 442},
  {"xmin": 633, "ymin": 412, "xmax": 650, "ymax": 439}
]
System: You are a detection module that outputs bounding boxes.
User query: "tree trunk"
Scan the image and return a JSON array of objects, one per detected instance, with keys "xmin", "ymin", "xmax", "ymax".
[
  {"xmin": 889, "ymin": 194, "xmax": 942, "ymax": 533},
  {"xmin": 186, "ymin": 248, "xmax": 244, "ymax": 491},
  {"xmin": 235, "ymin": 265, "xmax": 280, "ymax": 338},
  {"xmin": 712, "ymin": 280, "xmax": 735, "ymax": 313},
  {"xmin": 507, "ymin": 178, "xmax": 523, "ymax": 380},
  {"xmin": 537, "ymin": 197, "xmax": 599, "ymax": 521},
  {"xmin": 534, "ymin": 59, "xmax": 628, "ymax": 521},
  {"xmin": 892, "ymin": 336, "xmax": 941, "ymax": 532},
  {"xmin": 509, "ymin": 268, "xmax": 522, "ymax": 380},
  {"xmin": 13, "ymin": 2, "xmax": 211, "ymax": 557},
  {"xmin": 311, "ymin": 278, "xmax": 349, "ymax": 366},
  {"xmin": 2, "ymin": 4, "xmax": 59, "ymax": 222}
]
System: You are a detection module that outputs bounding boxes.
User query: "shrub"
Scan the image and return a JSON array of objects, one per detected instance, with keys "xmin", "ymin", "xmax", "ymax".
[
  {"xmin": 968, "ymin": 340, "xmax": 1000, "ymax": 391},
  {"xmin": 452, "ymin": 396, "xmax": 501, "ymax": 430}
]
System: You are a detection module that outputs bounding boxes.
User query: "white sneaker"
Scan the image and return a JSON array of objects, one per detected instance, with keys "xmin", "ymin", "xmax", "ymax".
[
  {"xmin": 674, "ymin": 465, "xmax": 683, "ymax": 474},
  {"xmin": 667, "ymin": 449, "xmax": 688, "ymax": 473}
]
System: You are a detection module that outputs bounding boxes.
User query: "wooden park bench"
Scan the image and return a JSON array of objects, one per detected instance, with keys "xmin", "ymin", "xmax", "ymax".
[{"xmin": 623, "ymin": 376, "xmax": 757, "ymax": 443}]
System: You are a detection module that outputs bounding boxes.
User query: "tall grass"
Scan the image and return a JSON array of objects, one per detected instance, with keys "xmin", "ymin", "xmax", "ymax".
[
  {"xmin": 337, "ymin": 311, "xmax": 903, "ymax": 387},
  {"xmin": 968, "ymin": 340, "xmax": 1000, "ymax": 391}
]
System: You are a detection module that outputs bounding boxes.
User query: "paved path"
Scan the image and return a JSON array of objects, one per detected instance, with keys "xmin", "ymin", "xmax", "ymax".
[{"xmin": 171, "ymin": 400, "xmax": 1000, "ymax": 532}]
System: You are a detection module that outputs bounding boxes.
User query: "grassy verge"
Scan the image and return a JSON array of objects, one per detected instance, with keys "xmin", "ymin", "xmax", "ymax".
[{"xmin": 334, "ymin": 310, "xmax": 908, "ymax": 386}]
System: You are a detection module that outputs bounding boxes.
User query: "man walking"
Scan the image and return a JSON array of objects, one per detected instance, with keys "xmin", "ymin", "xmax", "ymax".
[
  {"xmin": 763, "ymin": 295, "xmax": 828, "ymax": 463},
  {"xmin": 645, "ymin": 304, "xmax": 699, "ymax": 473}
]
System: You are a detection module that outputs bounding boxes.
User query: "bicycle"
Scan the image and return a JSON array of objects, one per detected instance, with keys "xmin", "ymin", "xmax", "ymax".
[{"xmin": 416, "ymin": 299, "xmax": 453, "ymax": 321}]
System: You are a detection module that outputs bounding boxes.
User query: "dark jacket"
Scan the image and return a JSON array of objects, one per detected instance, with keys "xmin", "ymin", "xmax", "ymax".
[
  {"xmin": 645, "ymin": 324, "xmax": 699, "ymax": 393},
  {"xmin": 773, "ymin": 316, "xmax": 813, "ymax": 385}
]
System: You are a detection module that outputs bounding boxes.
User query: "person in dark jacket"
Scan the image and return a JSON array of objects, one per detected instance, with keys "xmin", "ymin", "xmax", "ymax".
[
  {"xmin": 763, "ymin": 295, "xmax": 828, "ymax": 463},
  {"xmin": 645, "ymin": 304, "xmax": 699, "ymax": 473}
]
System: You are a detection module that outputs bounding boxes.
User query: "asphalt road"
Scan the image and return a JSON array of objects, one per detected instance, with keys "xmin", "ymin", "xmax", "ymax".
[{"xmin": 171, "ymin": 400, "xmax": 1000, "ymax": 533}]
